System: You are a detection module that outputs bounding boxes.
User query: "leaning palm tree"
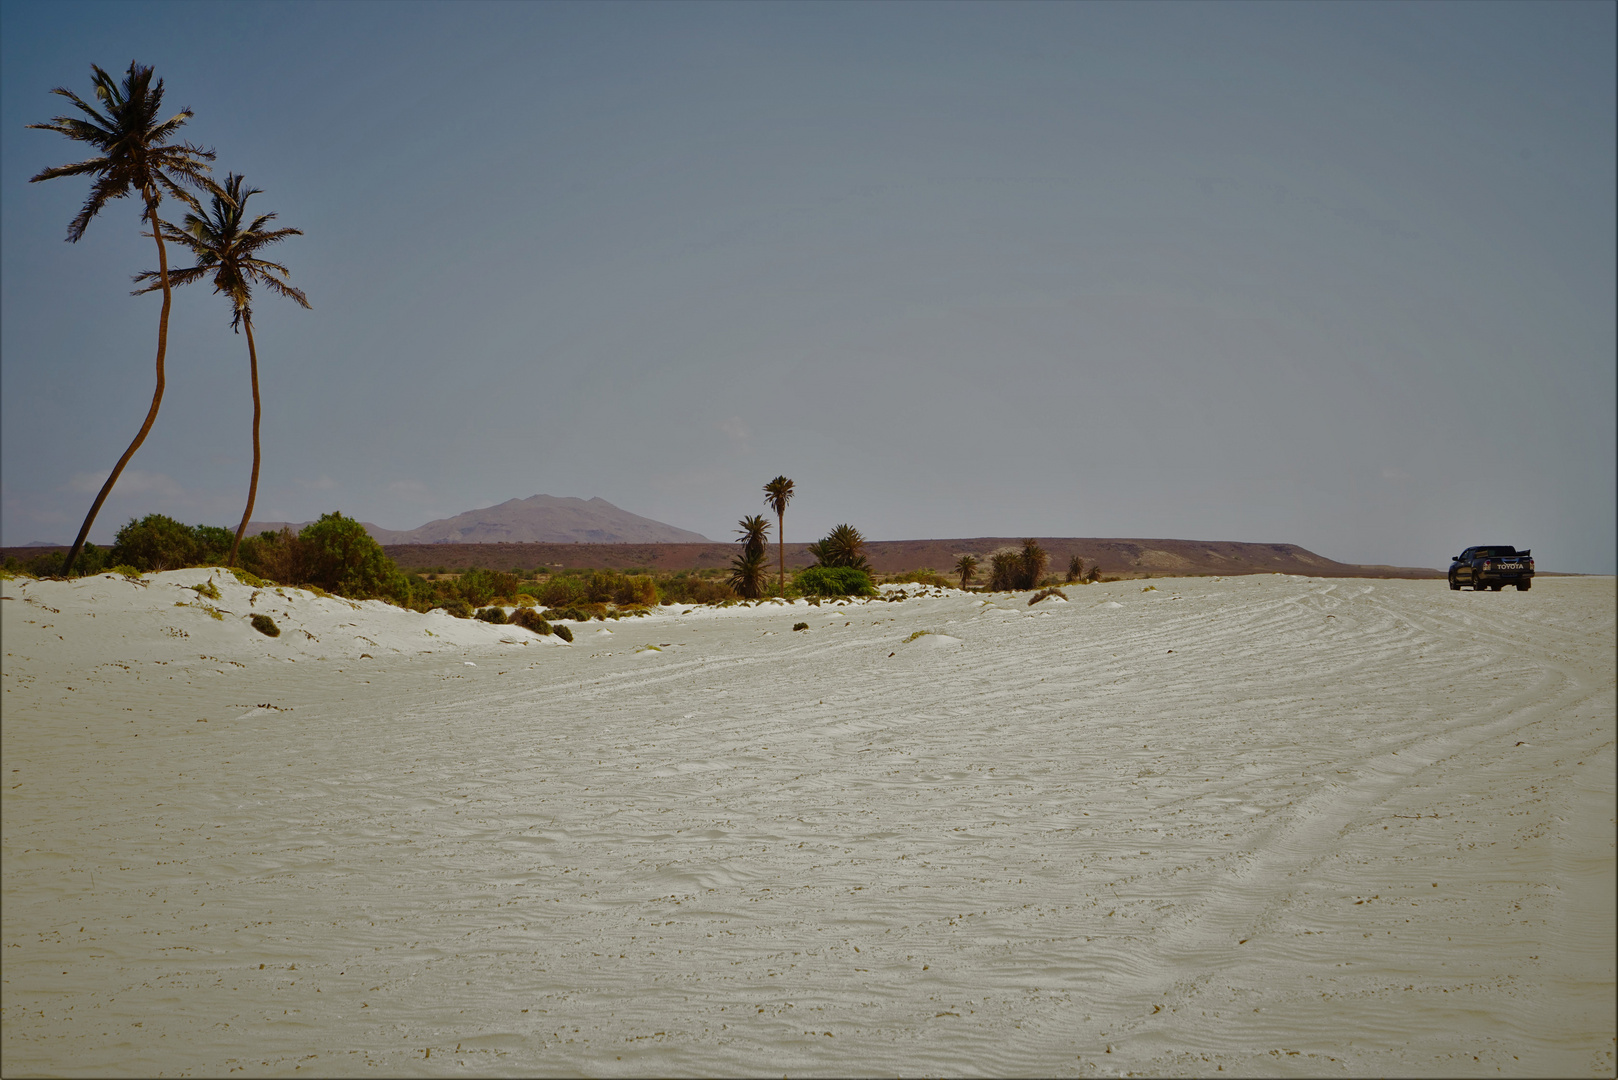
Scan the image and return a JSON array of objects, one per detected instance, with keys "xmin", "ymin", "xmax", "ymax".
[
  {"xmin": 955, "ymin": 553, "xmax": 979, "ymax": 590},
  {"xmin": 28, "ymin": 62, "xmax": 218, "ymax": 576},
  {"xmin": 762, "ymin": 475, "xmax": 794, "ymax": 594},
  {"xmin": 133, "ymin": 174, "xmax": 310, "ymax": 566},
  {"xmin": 729, "ymin": 515, "xmax": 772, "ymax": 599}
]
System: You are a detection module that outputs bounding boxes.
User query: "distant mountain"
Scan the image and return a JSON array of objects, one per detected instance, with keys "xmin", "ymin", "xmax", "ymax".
[{"xmin": 247, "ymin": 495, "xmax": 710, "ymax": 545}]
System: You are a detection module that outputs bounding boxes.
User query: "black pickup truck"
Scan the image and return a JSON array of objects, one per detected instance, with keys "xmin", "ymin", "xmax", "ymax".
[{"xmin": 1449, "ymin": 546, "xmax": 1534, "ymax": 591}]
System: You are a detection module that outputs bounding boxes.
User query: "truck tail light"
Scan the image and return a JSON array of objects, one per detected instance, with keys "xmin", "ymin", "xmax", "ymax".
[{"xmin": 1483, "ymin": 561, "xmax": 1493, "ymax": 570}]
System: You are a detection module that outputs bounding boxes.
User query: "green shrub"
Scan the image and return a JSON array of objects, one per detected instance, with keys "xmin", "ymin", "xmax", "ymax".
[
  {"xmin": 796, "ymin": 565, "xmax": 877, "ymax": 597},
  {"xmin": 108, "ymin": 564, "xmax": 143, "ymax": 579},
  {"xmin": 191, "ymin": 579, "xmax": 221, "ymax": 600},
  {"xmin": 552, "ymin": 623, "xmax": 573, "ymax": 643},
  {"xmin": 111, "ymin": 514, "xmax": 198, "ymax": 572},
  {"xmin": 584, "ymin": 569, "xmax": 619, "ymax": 604},
  {"xmin": 617, "ymin": 575, "xmax": 659, "ymax": 606},
  {"xmin": 299, "ymin": 513, "xmax": 400, "ymax": 600},
  {"xmin": 474, "ymin": 606, "xmax": 508, "ymax": 624},
  {"xmin": 193, "ymin": 525, "xmax": 234, "ymax": 566},
  {"xmin": 459, "ymin": 568, "xmax": 517, "ymax": 607},
  {"xmin": 239, "ymin": 528, "xmax": 304, "ymax": 584},
  {"xmin": 510, "ymin": 608, "xmax": 552, "ymax": 635},
  {"xmin": 26, "ymin": 543, "xmax": 109, "ymax": 578},
  {"xmin": 1029, "ymin": 586, "xmax": 1068, "ymax": 605},
  {"xmin": 250, "ymin": 614, "xmax": 280, "ymax": 637},
  {"xmin": 542, "ymin": 602, "xmax": 610, "ymax": 621},
  {"xmin": 793, "ymin": 621, "xmax": 809, "ymax": 631},
  {"xmin": 441, "ymin": 598, "xmax": 474, "ymax": 618},
  {"xmin": 229, "ymin": 567, "xmax": 268, "ymax": 587},
  {"xmin": 21, "ymin": 550, "xmax": 64, "ymax": 577},
  {"xmin": 537, "ymin": 576, "xmax": 587, "ymax": 607}
]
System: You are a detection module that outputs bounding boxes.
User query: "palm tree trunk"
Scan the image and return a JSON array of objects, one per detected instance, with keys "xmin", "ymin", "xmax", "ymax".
[
  {"xmin": 227, "ymin": 315, "xmax": 262, "ymax": 567},
  {"xmin": 62, "ymin": 192, "xmax": 172, "ymax": 576},
  {"xmin": 777, "ymin": 510, "xmax": 785, "ymax": 593}
]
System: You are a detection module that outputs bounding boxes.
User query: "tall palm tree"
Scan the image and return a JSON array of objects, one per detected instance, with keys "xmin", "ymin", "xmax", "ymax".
[
  {"xmin": 28, "ymin": 62, "xmax": 218, "ymax": 576},
  {"xmin": 762, "ymin": 475, "xmax": 794, "ymax": 594},
  {"xmin": 729, "ymin": 515, "xmax": 771, "ymax": 599},
  {"xmin": 133, "ymin": 174, "xmax": 310, "ymax": 566}
]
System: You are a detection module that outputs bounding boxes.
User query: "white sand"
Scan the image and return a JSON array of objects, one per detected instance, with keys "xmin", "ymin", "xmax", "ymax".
[{"xmin": 3, "ymin": 570, "xmax": 1613, "ymax": 1077}]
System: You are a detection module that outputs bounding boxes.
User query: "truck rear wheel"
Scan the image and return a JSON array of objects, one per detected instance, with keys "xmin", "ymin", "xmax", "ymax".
[
  {"xmin": 1492, "ymin": 584, "xmax": 1504, "ymax": 591},
  {"xmin": 1518, "ymin": 580, "xmax": 1531, "ymax": 591},
  {"xmin": 1475, "ymin": 580, "xmax": 1489, "ymax": 591}
]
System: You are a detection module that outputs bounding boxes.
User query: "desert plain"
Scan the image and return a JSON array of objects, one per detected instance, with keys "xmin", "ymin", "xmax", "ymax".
[{"xmin": 2, "ymin": 569, "xmax": 1613, "ymax": 1077}]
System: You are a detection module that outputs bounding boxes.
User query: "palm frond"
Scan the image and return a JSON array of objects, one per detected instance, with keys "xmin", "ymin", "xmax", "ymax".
[
  {"xmin": 27, "ymin": 155, "xmax": 111, "ymax": 182},
  {"xmin": 131, "ymin": 264, "xmax": 208, "ymax": 294}
]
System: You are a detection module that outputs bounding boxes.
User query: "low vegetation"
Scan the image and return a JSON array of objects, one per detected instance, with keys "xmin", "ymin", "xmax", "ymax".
[
  {"xmin": 1, "ymin": 491, "xmax": 1108, "ymax": 627},
  {"xmin": 795, "ymin": 565, "xmax": 877, "ymax": 597}
]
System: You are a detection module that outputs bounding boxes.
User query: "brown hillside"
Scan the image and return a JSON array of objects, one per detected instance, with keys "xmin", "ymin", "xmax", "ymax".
[
  {"xmin": 371, "ymin": 537, "xmax": 1442, "ymax": 579},
  {"xmin": 1, "ymin": 538, "xmax": 1444, "ymax": 578}
]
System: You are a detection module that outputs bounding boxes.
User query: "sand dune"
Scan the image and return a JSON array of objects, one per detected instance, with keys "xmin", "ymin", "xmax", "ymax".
[{"xmin": 3, "ymin": 571, "xmax": 1613, "ymax": 1076}]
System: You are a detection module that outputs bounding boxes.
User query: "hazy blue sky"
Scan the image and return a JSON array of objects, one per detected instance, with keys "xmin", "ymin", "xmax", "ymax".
[{"xmin": 3, "ymin": 1, "xmax": 1613, "ymax": 571}]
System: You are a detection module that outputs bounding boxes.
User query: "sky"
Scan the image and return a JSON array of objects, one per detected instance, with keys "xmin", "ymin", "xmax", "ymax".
[{"xmin": 2, "ymin": 1, "xmax": 1613, "ymax": 572}]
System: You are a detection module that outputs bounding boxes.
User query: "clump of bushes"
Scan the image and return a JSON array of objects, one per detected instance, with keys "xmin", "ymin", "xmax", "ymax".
[
  {"xmin": 988, "ymin": 539, "xmax": 1050, "ymax": 591},
  {"xmin": 474, "ymin": 606, "xmax": 508, "ymax": 624},
  {"xmin": 440, "ymin": 598, "xmax": 474, "ymax": 619},
  {"xmin": 552, "ymin": 623, "xmax": 574, "ymax": 643},
  {"xmin": 796, "ymin": 565, "xmax": 877, "ymax": 597},
  {"xmin": 793, "ymin": 621, "xmax": 809, "ymax": 631},
  {"xmin": 249, "ymin": 614, "xmax": 280, "ymax": 637},
  {"xmin": 108, "ymin": 515, "xmax": 231, "ymax": 572},
  {"xmin": 458, "ymin": 568, "xmax": 518, "ymax": 607},
  {"xmin": 510, "ymin": 608, "xmax": 552, "ymax": 636},
  {"xmin": 1029, "ymin": 586, "xmax": 1068, "ymax": 605},
  {"xmin": 8, "ymin": 543, "xmax": 111, "ymax": 578},
  {"xmin": 807, "ymin": 523, "xmax": 871, "ymax": 574},
  {"xmin": 887, "ymin": 569, "xmax": 951, "ymax": 588},
  {"xmin": 543, "ymin": 602, "xmax": 613, "ymax": 622},
  {"xmin": 657, "ymin": 573, "xmax": 737, "ymax": 605}
]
